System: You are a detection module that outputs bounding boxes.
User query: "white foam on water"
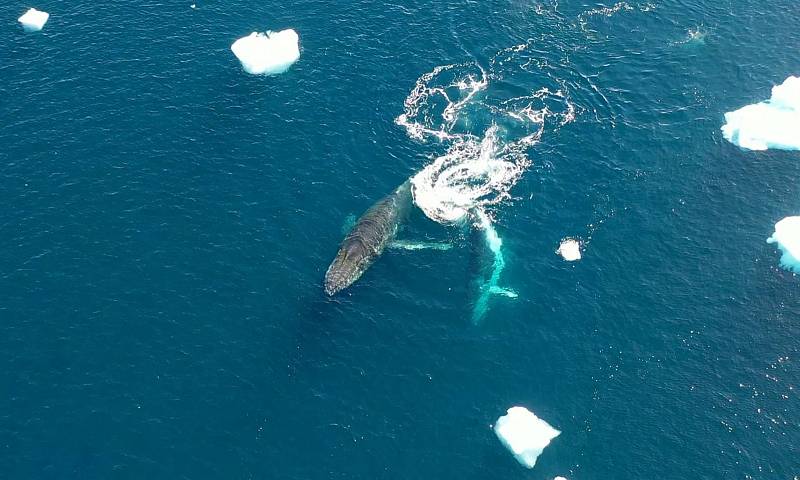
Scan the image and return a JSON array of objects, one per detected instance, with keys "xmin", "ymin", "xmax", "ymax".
[
  {"xmin": 578, "ymin": 1, "xmax": 632, "ymax": 33},
  {"xmin": 18, "ymin": 8, "xmax": 49, "ymax": 32},
  {"xmin": 395, "ymin": 63, "xmax": 488, "ymax": 141},
  {"xmin": 494, "ymin": 406, "xmax": 561, "ymax": 469},
  {"xmin": 230, "ymin": 29, "xmax": 300, "ymax": 75},
  {"xmin": 577, "ymin": 2, "xmax": 656, "ymax": 34},
  {"xmin": 670, "ymin": 26, "xmax": 710, "ymax": 47},
  {"xmin": 583, "ymin": 1, "xmax": 634, "ymax": 18},
  {"xmin": 410, "ymin": 126, "xmax": 530, "ymax": 224},
  {"xmin": 398, "ymin": 48, "xmax": 577, "ymax": 321},
  {"xmin": 722, "ymin": 76, "xmax": 800, "ymax": 151},
  {"xmin": 686, "ymin": 27, "xmax": 707, "ymax": 44},
  {"xmin": 557, "ymin": 238, "xmax": 582, "ymax": 261},
  {"xmin": 767, "ymin": 216, "xmax": 800, "ymax": 273}
]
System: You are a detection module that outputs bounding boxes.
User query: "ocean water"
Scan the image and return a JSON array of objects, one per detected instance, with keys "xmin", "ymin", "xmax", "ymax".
[{"xmin": 1, "ymin": 0, "xmax": 799, "ymax": 478}]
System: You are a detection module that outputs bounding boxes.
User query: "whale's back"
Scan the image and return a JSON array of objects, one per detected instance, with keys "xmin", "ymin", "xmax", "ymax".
[{"xmin": 324, "ymin": 181, "xmax": 411, "ymax": 295}]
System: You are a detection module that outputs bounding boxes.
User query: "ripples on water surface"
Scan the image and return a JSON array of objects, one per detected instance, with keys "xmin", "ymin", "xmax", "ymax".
[{"xmin": 1, "ymin": 0, "xmax": 798, "ymax": 478}]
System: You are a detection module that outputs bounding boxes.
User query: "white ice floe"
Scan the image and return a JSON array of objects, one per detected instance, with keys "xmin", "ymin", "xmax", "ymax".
[
  {"xmin": 18, "ymin": 8, "xmax": 49, "ymax": 32},
  {"xmin": 721, "ymin": 76, "xmax": 800, "ymax": 151},
  {"xmin": 230, "ymin": 29, "xmax": 300, "ymax": 75},
  {"xmin": 494, "ymin": 406, "xmax": 561, "ymax": 469},
  {"xmin": 554, "ymin": 477, "xmax": 568, "ymax": 480},
  {"xmin": 767, "ymin": 216, "xmax": 800, "ymax": 273},
  {"xmin": 557, "ymin": 238, "xmax": 581, "ymax": 261}
]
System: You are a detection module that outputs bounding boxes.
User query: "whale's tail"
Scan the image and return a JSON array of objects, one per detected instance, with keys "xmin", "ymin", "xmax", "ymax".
[{"xmin": 470, "ymin": 209, "xmax": 517, "ymax": 323}]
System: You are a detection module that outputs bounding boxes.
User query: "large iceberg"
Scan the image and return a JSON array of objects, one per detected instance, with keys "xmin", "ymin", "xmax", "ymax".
[
  {"xmin": 721, "ymin": 76, "xmax": 800, "ymax": 151},
  {"xmin": 494, "ymin": 406, "xmax": 560, "ymax": 469},
  {"xmin": 767, "ymin": 216, "xmax": 800, "ymax": 273},
  {"xmin": 230, "ymin": 29, "xmax": 300, "ymax": 75},
  {"xmin": 18, "ymin": 8, "xmax": 49, "ymax": 32}
]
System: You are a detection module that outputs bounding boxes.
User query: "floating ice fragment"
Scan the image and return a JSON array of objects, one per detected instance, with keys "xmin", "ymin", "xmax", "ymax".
[
  {"xmin": 557, "ymin": 238, "xmax": 581, "ymax": 261},
  {"xmin": 721, "ymin": 76, "xmax": 800, "ymax": 151},
  {"xmin": 767, "ymin": 216, "xmax": 800, "ymax": 273},
  {"xmin": 231, "ymin": 29, "xmax": 300, "ymax": 75},
  {"xmin": 494, "ymin": 406, "xmax": 560, "ymax": 469},
  {"xmin": 18, "ymin": 8, "xmax": 49, "ymax": 32},
  {"xmin": 190, "ymin": 4, "xmax": 196, "ymax": 8},
  {"xmin": 554, "ymin": 477, "xmax": 568, "ymax": 480}
]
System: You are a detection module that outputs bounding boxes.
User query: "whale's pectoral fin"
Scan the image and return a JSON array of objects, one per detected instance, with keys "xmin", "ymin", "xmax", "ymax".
[
  {"xmin": 488, "ymin": 286, "xmax": 518, "ymax": 298},
  {"xmin": 389, "ymin": 240, "xmax": 453, "ymax": 251}
]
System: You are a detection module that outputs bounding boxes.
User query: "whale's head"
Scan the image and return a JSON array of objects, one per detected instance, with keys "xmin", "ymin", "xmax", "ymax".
[{"xmin": 324, "ymin": 238, "xmax": 373, "ymax": 296}]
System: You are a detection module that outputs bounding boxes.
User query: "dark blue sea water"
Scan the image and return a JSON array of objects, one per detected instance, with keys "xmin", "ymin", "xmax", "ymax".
[{"xmin": 2, "ymin": 0, "xmax": 799, "ymax": 478}]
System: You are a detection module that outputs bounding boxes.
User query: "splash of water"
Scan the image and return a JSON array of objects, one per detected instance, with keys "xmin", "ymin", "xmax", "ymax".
[
  {"xmin": 410, "ymin": 126, "xmax": 530, "ymax": 224},
  {"xmin": 396, "ymin": 46, "xmax": 577, "ymax": 321}
]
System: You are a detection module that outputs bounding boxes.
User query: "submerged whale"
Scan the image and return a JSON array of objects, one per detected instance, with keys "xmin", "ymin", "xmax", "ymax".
[{"xmin": 324, "ymin": 181, "xmax": 412, "ymax": 296}]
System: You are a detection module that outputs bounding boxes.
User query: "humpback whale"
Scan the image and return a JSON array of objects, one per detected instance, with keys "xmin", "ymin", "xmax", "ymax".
[{"xmin": 324, "ymin": 181, "xmax": 412, "ymax": 296}]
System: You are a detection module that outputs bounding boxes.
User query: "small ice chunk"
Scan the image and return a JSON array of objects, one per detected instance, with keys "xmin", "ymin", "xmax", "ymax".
[
  {"xmin": 230, "ymin": 29, "xmax": 300, "ymax": 75},
  {"xmin": 721, "ymin": 76, "xmax": 800, "ymax": 151},
  {"xmin": 494, "ymin": 406, "xmax": 561, "ymax": 469},
  {"xmin": 554, "ymin": 477, "xmax": 568, "ymax": 480},
  {"xmin": 557, "ymin": 238, "xmax": 581, "ymax": 261},
  {"xmin": 190, "ymin": 3, "xmax": 196, "ymax": 8},
  {"xmin": 767, "ymin": 216, "xmax": 800, "ymax": 272},
  {"xmin": 18, "ymin": 8, "xmax": 49, "ymax": 32}
]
